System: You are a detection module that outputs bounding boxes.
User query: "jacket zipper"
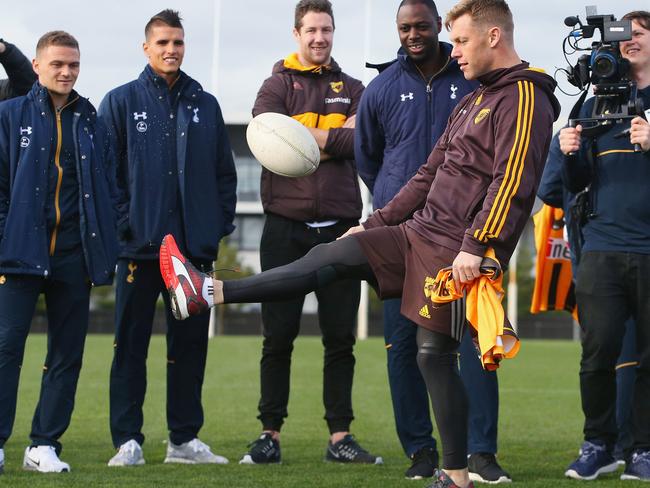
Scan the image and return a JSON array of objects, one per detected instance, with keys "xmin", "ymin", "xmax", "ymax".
[{"xmin": 49, "ymin": 97, "xmax": 78, "ymax": 256}]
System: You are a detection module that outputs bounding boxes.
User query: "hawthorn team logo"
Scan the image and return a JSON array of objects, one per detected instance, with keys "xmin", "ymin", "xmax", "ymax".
[
  {"xmin": 474, "ymin": 108, "xmax": 491, "ymax": 125},
  {"xmin": 329, "ymin": 81, "xmax": 343, "ymax": 94},
  {"xmin": 423, "ymin": 276, "xmax": 436, "ymax": 299}
]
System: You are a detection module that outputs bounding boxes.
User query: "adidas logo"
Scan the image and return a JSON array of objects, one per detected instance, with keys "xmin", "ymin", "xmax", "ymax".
[{"xmin": 419, "ymin": 304, "xmax": 431, "ymax": 319}]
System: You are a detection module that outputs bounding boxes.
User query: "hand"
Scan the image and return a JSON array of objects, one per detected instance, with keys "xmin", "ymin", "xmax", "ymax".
[
  {"xmin": 319, "ymin": 149, "xmax": 332, "ymax": 162},
  {"xmin": 452, "ymin": 251, "xmax": 483, "ymax": 291},
  {"xmin": 630, "ymin": 116, "xmax": 650, "ymax": 152},
  {"xmin": 342, "ymin": 115, "xmax": 356, "ymax": 129},
  {"xmin": 0, "ymin": 42, "xmax": 5, "ymax": 54},
  {"xmin": 338, "ymin": 224, "xmax": 364, "ymax": 239},
  {"xmin": 559, "ymin": 125, "xmax": 582, "ymax": 155}
]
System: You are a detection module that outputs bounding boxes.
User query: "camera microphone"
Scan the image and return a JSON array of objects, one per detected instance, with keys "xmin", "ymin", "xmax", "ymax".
[{"xmin": 564, "ymin": 16, "xmax": 580, "ymax": 27}]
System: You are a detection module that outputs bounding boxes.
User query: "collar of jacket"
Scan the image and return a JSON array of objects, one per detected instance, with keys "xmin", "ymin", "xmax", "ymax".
[
  {"xmin": 281, "ymin": 53, "xmax": 341, "ymax": 75},
  {"xmin": 477, "ymin": 61, "xmax": 530, "ymax": 86},
  {"xmin": 139, "ymin": 64, "xmax": 200, "ymax": 99},
  {"xmin": 28, "ymin": 81, "xmax": 85, "ymax": 115},
  {"xmin": 397, "ymin": 42, "xmax": 455, "ymax": 74}
]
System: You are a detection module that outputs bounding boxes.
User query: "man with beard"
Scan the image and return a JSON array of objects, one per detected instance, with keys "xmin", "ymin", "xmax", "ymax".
[{"xmin": 235, "ymin": 0, "xmax": 381, "ymax": 466}]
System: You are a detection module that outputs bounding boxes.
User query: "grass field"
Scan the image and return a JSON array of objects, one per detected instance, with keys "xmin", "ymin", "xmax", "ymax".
[{"xmin": 1, "ymin": 335, "xmax": 643, "ymax": 487}]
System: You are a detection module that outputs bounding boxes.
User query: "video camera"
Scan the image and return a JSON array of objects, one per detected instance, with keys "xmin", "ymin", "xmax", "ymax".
[{"xmin": 562, "ymin": 6, "xmax": 644, "ymax": 137}]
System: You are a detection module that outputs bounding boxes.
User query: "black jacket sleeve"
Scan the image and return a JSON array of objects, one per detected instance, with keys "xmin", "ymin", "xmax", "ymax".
[{"xmin": 0, "ymin": 40, "xmax": 37, "ymax": 101}]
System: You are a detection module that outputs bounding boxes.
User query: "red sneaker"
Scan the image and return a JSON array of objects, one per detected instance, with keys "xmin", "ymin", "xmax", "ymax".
[
  {"xmin": 159, "ymin": 234, "xmax": 210, "ymax": 320},
  {"xmin": 426, "ymin": 469, "xmax": 475, "ymax": 488}
]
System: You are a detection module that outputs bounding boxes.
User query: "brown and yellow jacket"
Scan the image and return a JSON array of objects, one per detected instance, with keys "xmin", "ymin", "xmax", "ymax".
[
  {"xmin": 365, "ymin": 63, "xmax": 561, "ymax": 266},
  {"xmin": 252, "ymin": 54, "xmax": 364, "ymax": 222}
]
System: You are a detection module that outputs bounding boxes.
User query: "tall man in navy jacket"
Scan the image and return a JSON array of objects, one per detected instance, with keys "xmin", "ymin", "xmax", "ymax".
[
  {"xmin": 99, "ymin": 9, "xmax": 237, "ymax": 466},
  {"xmin": 0, "ymin": 31, "xmax": 119, "ymax": 474},
  {"xmin": 355, "ymin": 0, "xmax": 509, "ymax": 482}
]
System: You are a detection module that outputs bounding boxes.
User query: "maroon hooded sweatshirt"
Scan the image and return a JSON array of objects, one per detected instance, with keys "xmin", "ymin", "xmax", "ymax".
[{"xmin": 364, "ymin": 62, "xmax": 561, "ymax": 266}]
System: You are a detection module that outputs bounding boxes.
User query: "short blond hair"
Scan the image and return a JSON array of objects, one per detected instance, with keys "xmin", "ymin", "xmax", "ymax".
[
  {"xmin": 36, "ymin": 30, "xmax": 79, "ymax": 55},
  {"xmin": 445, "ymin": 0, "xmax": 513, "ymax": 35}
]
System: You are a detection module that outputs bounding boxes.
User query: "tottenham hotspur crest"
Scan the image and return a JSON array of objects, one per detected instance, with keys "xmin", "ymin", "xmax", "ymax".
[{"xmin": 450, "ymin": 84, "xmax": 458, "ymax": 100}]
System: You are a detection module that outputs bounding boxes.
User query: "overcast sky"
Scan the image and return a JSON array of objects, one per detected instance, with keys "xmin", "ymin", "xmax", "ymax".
[{"xmin": 1, "ymin": 0, "xmax": 642, "ymax": 124}]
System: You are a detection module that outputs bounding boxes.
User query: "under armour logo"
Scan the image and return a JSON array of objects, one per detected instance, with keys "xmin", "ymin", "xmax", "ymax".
[
  {"xmin": 20, "ymin": 126, "xmax": 32, "ymax": 135},
  {"xmin": 192, "ymin": 107, "xmax": 200, "ymax": 123},
  {"xmin": 400, "ymin": 92, "xmax": 414, "ymax": 102},
  {"xmin": 133, "ymin": 112, "xmax": 147, "ymax": 121},
  {"xmin": 450, "ymin": 84, "xmax": 458, "ymax": 100}
]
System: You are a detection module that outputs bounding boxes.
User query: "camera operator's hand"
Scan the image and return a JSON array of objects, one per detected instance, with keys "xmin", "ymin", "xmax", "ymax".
[
  {"xmin": 559, "ymin": 125, "xmax": 582, "ymax": 155},
  {"xmin": 630, "ymin": 117, "xmax": 650, "ymax": 152}
]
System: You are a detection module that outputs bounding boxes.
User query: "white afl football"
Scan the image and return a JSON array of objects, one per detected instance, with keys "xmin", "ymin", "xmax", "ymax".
[{"xmin": 246, "ymin": 112, "xmax": 320, "ymax": 177}]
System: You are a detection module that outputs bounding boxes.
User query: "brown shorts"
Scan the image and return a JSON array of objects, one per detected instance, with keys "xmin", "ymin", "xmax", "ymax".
[{"xmin": 354, "ymin": 224, "xmax": 466, "ymax": 339}]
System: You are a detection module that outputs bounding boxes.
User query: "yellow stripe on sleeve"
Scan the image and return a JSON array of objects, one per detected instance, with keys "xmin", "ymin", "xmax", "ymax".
[{"xmin": 474, "ymin": 81, "xmax": 535, "ymax": 242}]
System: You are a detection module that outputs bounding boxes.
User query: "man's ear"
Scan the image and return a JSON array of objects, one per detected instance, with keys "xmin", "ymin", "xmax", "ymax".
[{"xmin": 488, "ymin": 26, "xmax": 501, "ymax": 48}]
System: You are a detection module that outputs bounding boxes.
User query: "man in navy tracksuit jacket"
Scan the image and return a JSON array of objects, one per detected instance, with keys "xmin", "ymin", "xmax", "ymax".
[
  {"xmin": 98, "ymin": 10, "xmax": 236, "ymax": 466},
  {"xmin": 0, "ymin": 31, "xmax": 118, "ymax": 473},
  {"xmin": 355, "ymin": 1, "xmax": 509, "ymax": 482}
]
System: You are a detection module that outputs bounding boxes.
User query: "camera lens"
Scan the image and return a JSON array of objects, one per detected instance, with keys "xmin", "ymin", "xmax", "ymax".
[{"xmin": 592, "ymin": 50, "xmax": 617, "ymax": 79}]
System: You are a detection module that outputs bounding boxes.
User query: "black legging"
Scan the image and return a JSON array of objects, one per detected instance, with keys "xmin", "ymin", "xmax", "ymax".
[
  {"xmin": 223, "ymin": 235, "xmax": 468, "ymax": 469},
  {"xmin": 416, "ymin": 327, "xmax": 467, "ymax": 469},
  {"xmin": 223, "ymin": 236, "xmax": 375, "ymax": 303}
]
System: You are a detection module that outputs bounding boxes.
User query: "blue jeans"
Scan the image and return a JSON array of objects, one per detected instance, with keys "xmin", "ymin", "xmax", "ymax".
[{"xmin": 383, "ymin": 299, "xmax": 499, "ymax": 457}]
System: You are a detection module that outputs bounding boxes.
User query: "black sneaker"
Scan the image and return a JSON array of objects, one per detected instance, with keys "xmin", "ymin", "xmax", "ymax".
[
  {"xmin": 405, "ymin": 446, "xmax": 439, "ymax": 479},
  {"xmin": 468, "ymin": 452, "xmax": 512, "ymax": 484},
  {"xmin": 325, "ymin": 434, "xmax": 383, "ymax": 464},
  {"xmin": 239, "ymin": 433, "xmax": 281, "ymax": 464}
]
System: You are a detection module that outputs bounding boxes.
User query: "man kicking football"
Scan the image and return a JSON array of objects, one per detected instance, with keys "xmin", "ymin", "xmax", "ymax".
[{"xmin": 160, "ymin": 1, "xmax": 560, "ymax": 486}]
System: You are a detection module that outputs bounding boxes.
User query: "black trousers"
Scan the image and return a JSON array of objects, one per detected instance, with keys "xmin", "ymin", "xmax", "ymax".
[
  {"xmin": 110, "ymin": 258, "xmax": 211, "ymax": 447},
  {"xmin": 224, "ymin": 231, "xmax": 469, "ymax": 467},
  {"xmin": 576, "ymin": 251, "xmax": 650, "ymax": 451},
  {"xmin": 0, "ymin": 253, "xmax": 90, "ymax": 454},
  {"xmin": 258, "ymin": 213, "xmax": 360, "ymax": 434}
]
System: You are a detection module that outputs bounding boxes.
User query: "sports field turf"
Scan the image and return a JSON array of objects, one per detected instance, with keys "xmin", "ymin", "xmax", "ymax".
[{"xmin": 1, "ymin": 335, "xmax": 643, "ymax": 487}]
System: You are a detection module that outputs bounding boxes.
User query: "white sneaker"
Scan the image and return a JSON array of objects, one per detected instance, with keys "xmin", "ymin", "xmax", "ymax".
[
  {"xmin": 107, "ymin": 439, "xmax": 145, "ymax": 467},
  {"xmin": 23, "ymin": 446, "xmax": 70, "ymax": 473},
  {"xmin": 164, "ymin": 438, "xmax": 229, "ymax": 464},
  {"xmin": 0, "ymin": 447, "xmax": 4, "ymax": 474}
]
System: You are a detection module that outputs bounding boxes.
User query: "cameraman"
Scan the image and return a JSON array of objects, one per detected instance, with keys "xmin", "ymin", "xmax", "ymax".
[{"xmin": 560, "ymin": 10, "xmax": 650, "ymax": 482}]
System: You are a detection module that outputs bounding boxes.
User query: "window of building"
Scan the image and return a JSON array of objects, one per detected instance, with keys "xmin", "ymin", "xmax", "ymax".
[
  {"xmin": 230, "ymin": 215, "xmax": 265, "ymax": 251},
  {"xmin": 234, "ymin": 156, "xmax": 262, "ymax": 202}
]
